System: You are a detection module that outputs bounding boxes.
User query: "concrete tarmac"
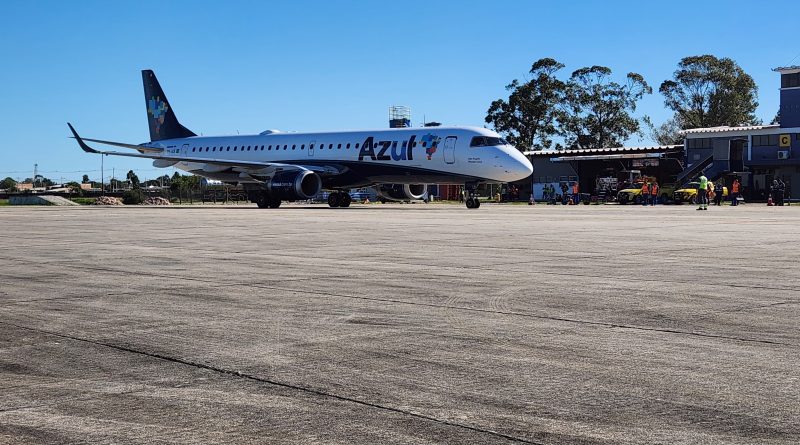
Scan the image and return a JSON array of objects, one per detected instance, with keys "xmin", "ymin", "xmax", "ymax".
[{"xmin": 1, "ymin": 203, "xmax": 798, "ymax": 444}]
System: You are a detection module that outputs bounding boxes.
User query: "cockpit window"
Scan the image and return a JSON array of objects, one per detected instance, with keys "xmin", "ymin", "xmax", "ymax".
[{"xmin": 470, "ymin": 136, "xmax": 508, "ymax": 147}]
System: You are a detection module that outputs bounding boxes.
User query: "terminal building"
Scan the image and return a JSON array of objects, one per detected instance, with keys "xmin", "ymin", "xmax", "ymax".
[{"xmin": 679, "ymin": 66, "xmax": 800, "ymax": 201}]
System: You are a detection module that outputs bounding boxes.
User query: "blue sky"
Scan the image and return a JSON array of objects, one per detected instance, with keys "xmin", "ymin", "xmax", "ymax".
[{"xmin": 1, "ymin": 0, "xmax": 798, "ymax": 182}]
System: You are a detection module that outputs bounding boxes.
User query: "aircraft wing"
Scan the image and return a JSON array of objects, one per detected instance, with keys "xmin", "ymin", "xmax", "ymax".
[{"xmin": 67, "ymin": 123, "xmax": 339, "ymax": 174}]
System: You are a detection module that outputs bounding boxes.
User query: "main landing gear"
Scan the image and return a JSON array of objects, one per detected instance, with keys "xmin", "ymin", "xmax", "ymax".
[
  {"xmin": 256, "ymin": 193, "xmax": 281, "ymax": 209},
  {"xmin": 464, "ymin": 184, "xmax": 480, "ymax": 209},
  {"xmin": 327, "ymin": 191, "xmax": 351, "ymax": 208}
]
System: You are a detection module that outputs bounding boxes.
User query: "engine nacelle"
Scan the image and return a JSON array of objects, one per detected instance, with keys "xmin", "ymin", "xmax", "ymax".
[
  {"xmin": 267, "ymin": 170, "xmax": 322, "ymax": 200},
  {"xmin": 376, "ymin": 184, "xmax": 427, "ymax": 201}
]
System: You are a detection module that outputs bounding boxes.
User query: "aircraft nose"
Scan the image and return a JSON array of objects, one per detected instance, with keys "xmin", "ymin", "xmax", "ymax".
[{"xmin": 505, "ymin": 147, "xmax": 533, "ymax": 181}]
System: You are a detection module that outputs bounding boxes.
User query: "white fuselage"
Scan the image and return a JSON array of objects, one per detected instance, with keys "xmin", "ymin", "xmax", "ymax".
[{"xmin": 148, "ymin": 126, "xmax": 532, "ymax": 186}]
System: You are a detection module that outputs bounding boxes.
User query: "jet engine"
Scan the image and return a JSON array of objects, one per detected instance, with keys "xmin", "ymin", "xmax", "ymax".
[
  {"xmin": 266, "ymin": 170, "xmax": 322, "ymax": 200},
  {"xmin": 376, "ymin": 184, "xmax": 427, "ymax": 202}
]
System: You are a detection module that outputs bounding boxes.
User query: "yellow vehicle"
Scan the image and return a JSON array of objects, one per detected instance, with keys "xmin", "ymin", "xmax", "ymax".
[
  {"xmin": 616, "ymin": 179, "xmax": 676, "ymax": 204},
  {"xmin": 616, "ymin": 186, "xmax": 647, "ymax": 204},
  {"xmin": 673, "ymin": 182, "xmax": 728, "ymax": 204}
]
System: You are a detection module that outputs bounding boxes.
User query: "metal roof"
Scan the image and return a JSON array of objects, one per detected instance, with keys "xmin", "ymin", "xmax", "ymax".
[
  {"xmin": 550, "ymin": 152, "xmax": 662, "ymax": 162},
  {"xmin": 680, "ymin": 124, "xmax": 780, "ymax": 135},
  {"xmin": 774, "ymin": 66, "xmax": 800, "ymax": 74},
  {"xmin": 523, "ymin": 145, "xmax": 681, "ymax": 157}
]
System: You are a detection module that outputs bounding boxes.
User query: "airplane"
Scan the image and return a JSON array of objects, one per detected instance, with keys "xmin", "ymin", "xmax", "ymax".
[{"xmin": 68, "ymin": 70, "xmax": 533, "ymax": 209}]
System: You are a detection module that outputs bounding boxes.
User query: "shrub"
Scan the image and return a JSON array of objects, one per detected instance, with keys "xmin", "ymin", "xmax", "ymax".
[{"xmin": 122, "ymin": 189, "xmax": 144, "ymax": 205}]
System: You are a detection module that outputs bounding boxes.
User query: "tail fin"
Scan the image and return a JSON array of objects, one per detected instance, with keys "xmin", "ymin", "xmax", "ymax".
[{"xmin": 142, "ymin": 70, "xmax": 196, "ymax": 141}]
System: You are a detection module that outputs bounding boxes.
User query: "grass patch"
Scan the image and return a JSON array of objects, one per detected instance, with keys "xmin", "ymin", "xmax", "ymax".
[
  {"xmin": 70, "ymin": 197, "xmax": 96, "ymax": 205},
  {"xmin": 0, "ymin": 199, "xmax": 9, "ymax": 206}
]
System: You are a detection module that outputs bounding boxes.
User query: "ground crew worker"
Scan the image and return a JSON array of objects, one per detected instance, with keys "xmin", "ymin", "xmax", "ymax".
[
  {"xmin": 697, "ymin": 175, "xmax": 709, "ymax": 210},
  {"xmin": 650, "ymin": 181, "xmax": 659, "ymax": 206},
  {"xmin": 731, "ymin": 178, "xmax": 742, "ymax": 206},
  {"xmin": 714, "ymin": 179, "xmax": 724, "ymax": 206},
  {"xmin": 641, "ymin": 181, "xmax": 650, "ymax": 206},
  {"xmin": 572, "ymin": 182, "xmax": 579, "ymax": 204},
  {"xmin": 731, "ymin": 178, "xmax": 740, "ymax": 206}
]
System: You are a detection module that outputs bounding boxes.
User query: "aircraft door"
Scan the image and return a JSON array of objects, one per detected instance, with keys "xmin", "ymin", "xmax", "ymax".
[
  {"xmin": 309, "ymin": 140, "xmax": 315, "ymax": 157},
  {"xmin": 444, "ymin": 136, "xmax": 456, "ymax": 164},
  {"xmin": 181, "ymin": 143, "xmax": 190, "ymax": 158}
]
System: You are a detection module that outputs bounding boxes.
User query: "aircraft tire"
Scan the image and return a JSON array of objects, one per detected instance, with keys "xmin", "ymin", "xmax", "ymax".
[
  {"xmin": 328, "ymin": 192, "xmax": 340, "ymax": 208},
  {"xmin": 268, "ymin": 197, "xmax": 281, "ymax": 208},
  {"xmin": 340, "ymin": 193, "xmax": 351, "ymax": 208}
]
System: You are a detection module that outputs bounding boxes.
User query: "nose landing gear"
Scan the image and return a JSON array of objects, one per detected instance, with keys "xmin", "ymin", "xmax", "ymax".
[{"xmin": 464, "ymin": 184, "xmax": 481, "ymax": 209}]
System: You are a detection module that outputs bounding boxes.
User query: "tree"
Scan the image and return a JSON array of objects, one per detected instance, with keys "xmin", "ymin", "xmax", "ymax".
[
  {"xmin": 126, "ymin": 170, "xmax": 141, "ymax": 189},
  {"xmin": 35, "ymin": 176, "xmax": 54, "ymax": 188},
  {"xmin": 485, "ymin": 58, "xmax": 567, "ymax": 151},
  {"xmin": 561, "ymin": 66, "xmax": 652, "ymax": 149},
  {"xmin": 82, "ymin": 174, "xmax": 90, "ymax": 184},
  {"xmin": 66, "ymin": 181, "xmax": 84, "ymax": 197},
  {"xmin": 122, "ymin": 189, "xmax": 144, "ymax": 205},
  {"xmin": 659, "ymin": 55, "xmax": 760, "ymax": 129},
  {"xmin": 0, "ymin": 177, "xmax": 17, "ymax": 190},
  {"xmin": 642, "ymin": 116, "xmax": 684, "ymax": 146},
  {"xmin": 771, "ymin": 111, "xmax": 780, "ymax": 125}
]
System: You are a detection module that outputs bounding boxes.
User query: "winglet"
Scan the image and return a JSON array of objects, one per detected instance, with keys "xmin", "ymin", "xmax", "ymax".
[{"xmin": 67, "ymin": 123, "xmax": 101, "ymax": 154}]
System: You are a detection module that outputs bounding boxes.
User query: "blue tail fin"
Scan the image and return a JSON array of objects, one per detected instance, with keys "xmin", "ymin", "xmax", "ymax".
[{"xmin": 142, "ymin": 70, "xmax": 196, "ymax": 141}]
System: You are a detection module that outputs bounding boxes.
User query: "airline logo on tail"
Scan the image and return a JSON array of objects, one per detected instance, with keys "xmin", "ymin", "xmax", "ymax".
[{"xmin": 147, "ymin": 96, "xmax": 168, "ymax": 136}]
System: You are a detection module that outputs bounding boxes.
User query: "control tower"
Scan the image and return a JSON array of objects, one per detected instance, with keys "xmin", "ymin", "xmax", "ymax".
[{"xmin": 389, "ymin": 106, "xmax": 411, "ymax": 128}]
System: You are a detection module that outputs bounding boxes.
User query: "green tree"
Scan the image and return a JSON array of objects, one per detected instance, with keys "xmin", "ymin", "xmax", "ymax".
[
  {"xmin": 659, "ymin": 55, "xmax": 760, "ymax": 129},
  {"xmin": 126, "ymin": 170, "xmax": 141, "ymax": 189},
  {"xmin": 485, "ymin": 58, "xmax": 567, "ymax": 151},
  {"xmin": 0, "ymin": 177, "xmax": 17, "ymax": 190},
  {"xmin": 642, "ymin": 116, "xmax": 684, "ymax": 146},
  {"xmin": 65, "ymin": 181, "xmax": 84, "ymax": 197},
  {"xmin": 122, "ymin": 189, "xmax": 144, "ymax": 205},
  {"xmin": 771, "ymin": 111, "xmax": 780, "ymax": 125},
  {"xmin": 36, "ymin": 176, "xmax": 54, "ymax": 188},
  {"xmin": 82, "ymin": 174, "xmax": 90, "ymax": 184},
  {"xmin": 561, "ymin": 66, "xmax": 652, "ymax": 149}
]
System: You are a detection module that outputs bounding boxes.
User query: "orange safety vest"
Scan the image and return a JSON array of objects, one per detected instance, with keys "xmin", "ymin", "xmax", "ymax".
[
  {"xmin": 641, "ymin": 183, "xmax": 649, "ymax": 193},
  {"xmin": 572, "ymin": 183, "xmax": 578, "ymax": 194},
  {"xmin": 732, "ymin": 182, "xmax": 740, "ymax": 193},
  {"xmin": 651, "ymin": 184, "xmax": 659, "ymax": 195}
]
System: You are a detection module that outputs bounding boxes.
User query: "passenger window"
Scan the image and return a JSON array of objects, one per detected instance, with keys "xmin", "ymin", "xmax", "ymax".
[
  {"xmin": 337, "ymin": 144, "xmax": 341, "ymax": 149},
  {"xmin": 346, "ymin": 143, "xmax": 350, "ymax": 149},
  {"xmin": 301, "ymin": 144, "xmax": 305, "ymax": 150},
  {"xmin": 268, "ymin": 145, "xmax": 272, "ymax": 150},
  {"xmin": 284, "ymin": 145, "xmax": 287, "ymax": 150},
  {"xmin": 292, "ymin": 144, "xmax": 296, "ymax": 150},
  {"xmin": 355, "ymin": 143, "xmax": 360, "ymax": 149},
  {"xmin": 310, "ymin": 144, "xmax": 314, "ymax": 149},
  {"xmin": 329, "ymin": 144, "xmax": 333, "ymax": 149}
]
